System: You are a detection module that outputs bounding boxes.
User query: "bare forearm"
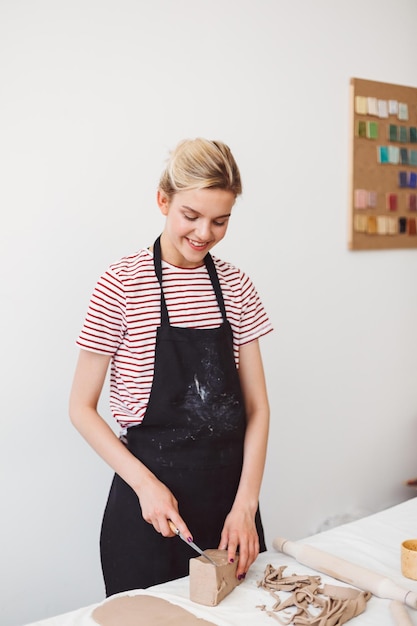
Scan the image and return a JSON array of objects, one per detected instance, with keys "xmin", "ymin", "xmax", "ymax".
[
  {"xmin": 233, "ymin": 406, "xmax": 269, "ymax": 512},
  {"xmin": 219, "ymin": 402, "xmax": 270, "ymax": 575},
  {"xmin": 233, "ymin": 339, "xmax": 270, "ymax": 513},
  {"xmin": 70, "ymin": 406, "xmax": 154, "ymax": 492}
]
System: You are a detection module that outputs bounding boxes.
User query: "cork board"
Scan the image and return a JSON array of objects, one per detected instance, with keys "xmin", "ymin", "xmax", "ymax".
[{"xmin": 349, "ymin": 77, "xmax": 417, "ymax": 250}]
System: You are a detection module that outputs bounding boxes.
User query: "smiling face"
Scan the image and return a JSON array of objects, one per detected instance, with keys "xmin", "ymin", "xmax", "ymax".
[{"xmin": 157, "ymin": 187, "xmax": 236, "ymax": 268}]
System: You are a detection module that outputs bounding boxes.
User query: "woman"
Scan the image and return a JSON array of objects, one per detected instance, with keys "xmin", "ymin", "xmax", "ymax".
[{"xmin": 69, "ymin": 138, "xmax": 272, "ymax": 596}]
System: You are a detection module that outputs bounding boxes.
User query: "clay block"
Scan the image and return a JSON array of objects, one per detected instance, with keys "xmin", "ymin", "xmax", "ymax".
[{"xmin": 189, "ymin": 549, "xmax": 242, "ymax": 606}]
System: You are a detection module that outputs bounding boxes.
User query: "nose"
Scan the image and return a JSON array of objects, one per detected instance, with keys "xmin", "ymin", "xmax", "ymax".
[{"xmin": 194, "ymin": 220, "xmax": 211, "ymax": 241}]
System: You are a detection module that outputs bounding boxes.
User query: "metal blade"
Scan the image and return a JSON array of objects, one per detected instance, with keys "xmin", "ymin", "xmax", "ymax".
[
  {"xmin": 186, "ymin": 537, "xmax": 218, "ymax": 566},
  {"xmin": 168, "ymin": 521, "xmax": 217, "ymax": 566}
]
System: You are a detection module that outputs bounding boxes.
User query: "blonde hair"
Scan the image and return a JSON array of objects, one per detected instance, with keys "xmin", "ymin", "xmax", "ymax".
[{"xmin": 158, "ymin": 138, "xmax": 242, "ymax": 198}]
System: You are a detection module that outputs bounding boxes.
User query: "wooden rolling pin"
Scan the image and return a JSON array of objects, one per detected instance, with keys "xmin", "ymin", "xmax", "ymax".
[
  {"xmin": 390, "ymin": 600, "xmax": 414, "ymax": 625},
  {"xmin": 273, "ymin": 537, "xmax": 417, "ymax": 610}
]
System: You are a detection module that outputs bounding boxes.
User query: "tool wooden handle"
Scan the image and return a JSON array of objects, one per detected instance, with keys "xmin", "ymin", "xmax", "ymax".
[
  {"xmin": 167, "ymin": 519, "xmax": 179, "ymax": 535},
  {"xmin": 273, "ymin": 537, "xmax": 417, "ymax": 610}
]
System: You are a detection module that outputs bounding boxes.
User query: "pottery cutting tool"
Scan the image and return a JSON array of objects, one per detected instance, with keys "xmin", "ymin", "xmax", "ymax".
[{"xmin": 168, "ymin": 520, "xmax": 217, "ymax": 566}]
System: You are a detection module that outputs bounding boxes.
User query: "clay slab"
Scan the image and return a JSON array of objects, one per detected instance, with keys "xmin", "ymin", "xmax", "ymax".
[{"xmin": 92, "ymin": 594, "xmax": 216, "ymax": 626}]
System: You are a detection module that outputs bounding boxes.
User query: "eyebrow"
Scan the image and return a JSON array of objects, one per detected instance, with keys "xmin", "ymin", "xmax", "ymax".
[{"xmin": 181, "ymin": 205, "xmax": 232, "ymax": 219}]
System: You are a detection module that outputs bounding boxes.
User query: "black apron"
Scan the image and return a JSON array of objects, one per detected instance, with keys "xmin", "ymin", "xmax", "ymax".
[{"xmin": 100, "ymin": 236, "xmax": 266, "ymax": 596}]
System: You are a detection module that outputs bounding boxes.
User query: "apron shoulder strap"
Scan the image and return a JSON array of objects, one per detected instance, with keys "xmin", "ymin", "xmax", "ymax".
[
  {"xmin": 153, "ymin": 236, "xmax": 169, "ymax": 326},
  {"xmin": 204, "ymin": 253, "xmax": 227, "ymax": 321}
]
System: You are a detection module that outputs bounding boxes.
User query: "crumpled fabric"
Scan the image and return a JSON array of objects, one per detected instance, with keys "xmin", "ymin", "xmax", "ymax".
[{"xmin": 257, "ymin": 565, "xmax": 371, "ymax": 625}]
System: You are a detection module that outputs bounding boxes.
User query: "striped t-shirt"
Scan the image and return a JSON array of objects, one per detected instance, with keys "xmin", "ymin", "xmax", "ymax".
[{"xmin": 77, "ymin": 247, "xmax": 272, "ymax": 430}]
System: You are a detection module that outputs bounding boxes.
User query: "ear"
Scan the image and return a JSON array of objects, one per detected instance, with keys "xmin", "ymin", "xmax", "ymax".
[{"xmin": 157, "ymin": 189, "xmax": 170, "ymax": 216}]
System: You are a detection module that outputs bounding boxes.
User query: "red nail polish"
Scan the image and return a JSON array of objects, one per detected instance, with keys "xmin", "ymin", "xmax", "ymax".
[
  {"xmin": 187, "ymin": 536, "xmax": 193, "ymax": 543},
  {"xmin": 229, "ymin": 558, "xmax": 234, "ymax": 563}
]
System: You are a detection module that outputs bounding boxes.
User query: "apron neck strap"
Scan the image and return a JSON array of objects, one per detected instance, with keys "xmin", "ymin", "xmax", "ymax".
[
  {"xmin": 203, "ymin": 250, "xmax": 227, "ymax": 320},
  {"xmin": 153, "ymin": 236, "xmax": 227, "ymax": 324},
  {"xmin": 153, "ymin": 236, "xmax": 169, "ymax": 326}
]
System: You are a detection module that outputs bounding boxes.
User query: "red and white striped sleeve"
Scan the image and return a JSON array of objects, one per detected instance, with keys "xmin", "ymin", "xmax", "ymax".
[
  {"xmin": 76, "ymin": 269, "xmax": 127, "ymax": 355},
  {"xmin": 238, "ymin": 271, "xmax": 273, "ymax": 345}
]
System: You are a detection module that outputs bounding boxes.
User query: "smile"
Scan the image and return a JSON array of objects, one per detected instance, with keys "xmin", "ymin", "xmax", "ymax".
[{"xmin": 187, "ymin": 238, "xmax": 209, "ymax": 249}]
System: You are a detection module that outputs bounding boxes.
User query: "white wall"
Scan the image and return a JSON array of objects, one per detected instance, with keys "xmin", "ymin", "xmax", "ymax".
[{"xmin": 2, "ymin": 1, "xmax": 417, "ymax": 624}]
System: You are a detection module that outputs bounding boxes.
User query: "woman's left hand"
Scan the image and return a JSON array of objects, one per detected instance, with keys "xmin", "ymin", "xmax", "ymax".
[{"xmin": 218, "ymin": 506, "xmax": 260, "ymax": 580}]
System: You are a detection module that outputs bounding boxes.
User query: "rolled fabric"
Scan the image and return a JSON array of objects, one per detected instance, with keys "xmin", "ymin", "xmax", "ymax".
[{"xmin": 273, "ymin": 537, "xmax": 417, "ymax": 610}]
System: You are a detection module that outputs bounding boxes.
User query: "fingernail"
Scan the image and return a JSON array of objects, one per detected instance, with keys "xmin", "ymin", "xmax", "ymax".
[
  {"xmin": 229, "ymin": 558, "xmax": 234, "ymax": 563},
  {"xmin": 187, "ymin": 536, "xmax": 193, "ymax": 543},
  {"xmin": 238, "ymin": 574, "xmax": 243, "ymax": 580}
]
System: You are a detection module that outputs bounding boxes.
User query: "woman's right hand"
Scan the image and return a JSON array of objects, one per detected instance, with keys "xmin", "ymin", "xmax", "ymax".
[{"xmin": 135, "ymin": 473, "xmax": 193, "ymax": 541}]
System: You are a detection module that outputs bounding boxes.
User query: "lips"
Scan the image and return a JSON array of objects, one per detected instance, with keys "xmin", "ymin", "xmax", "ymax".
[{"xmin": 187, "ymin": 238, "xmax": 210, "ymax": 251}]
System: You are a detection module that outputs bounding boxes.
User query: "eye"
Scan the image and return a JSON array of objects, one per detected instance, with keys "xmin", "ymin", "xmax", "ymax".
[
  {"xmin": 184, "ymin": 214, "xmax": 198, "ymax": 222},
  {"xmin": 213, "ymin": 218, "xmax": 229, "ymax": 227}
]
